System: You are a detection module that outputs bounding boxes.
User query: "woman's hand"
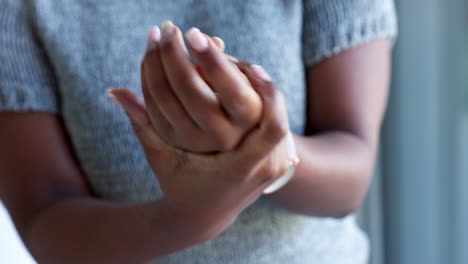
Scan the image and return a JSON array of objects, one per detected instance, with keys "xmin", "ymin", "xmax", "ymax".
[
  {"xmin": 137, "ymin": 22, "xmax": 263, "ymax": 153},
  {"xmin": 108, "ymin": 63, "xmax": 294, "ymax": 237}
]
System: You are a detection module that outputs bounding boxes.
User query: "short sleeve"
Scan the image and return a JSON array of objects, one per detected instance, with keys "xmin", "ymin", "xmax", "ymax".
[
  {"xmin": 0, "ymin": 1, "xmax": 60, "ymax": 113},
  {"xmin": 302, "ymin": 0, "xmax": 398, "ymax": 68}
]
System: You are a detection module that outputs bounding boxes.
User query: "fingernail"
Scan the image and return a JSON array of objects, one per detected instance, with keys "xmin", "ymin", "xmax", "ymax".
[
  {"xmin": 106, "ymin": 89, "xmax": 124, "ymax": 109},
  {"xmin": 161, "ymin": 20, "xmax": 174, "ymax": 31},
  {"xmin": 161, "ymin": 20, "xmax": 174, "ymax": 41},
  {"xmin": 250, "ymin": 64, "xmax": 272, "ymax": 82},
  {"xmin": 285, "ymin": 132, "xmax": 300, "ymax": 165},
  {"xmin": 146, "ymin": 26, "xmax": 161, "ymax": 52},
  {"xmin": 149, "ymin": 26, "xmax": 161, "ymax": 42},
  {"xmin": 212, "ymin": 36, "xmax": 225, "ymax": 51},
  {"xmin": 186, "ymin": 27, "xmax": 208, "ymax": 52}
]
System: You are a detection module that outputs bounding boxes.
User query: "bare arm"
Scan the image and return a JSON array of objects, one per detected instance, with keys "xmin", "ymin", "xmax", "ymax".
[
  {"xmin": 0, "ymin": 24, "xmax": 293, "ymax": 263},
  {"xmin": 0, "ymin": 113, "xmax": 218, "ymax": 264},
  {"xmin": 267, "ymin": 39, "xmax": 391, "ymax": 217}
]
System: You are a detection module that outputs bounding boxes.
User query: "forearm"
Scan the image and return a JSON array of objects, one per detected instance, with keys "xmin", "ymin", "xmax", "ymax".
[
  {"xmin": 266, "ymin": 132, "xmax": 377, "ymax": 218},
  {"xmin": 22, "ymin": 196, "xmax": 217, "ymax": 264}
]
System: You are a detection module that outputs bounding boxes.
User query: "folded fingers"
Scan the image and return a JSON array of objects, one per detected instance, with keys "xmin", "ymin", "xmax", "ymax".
[
  {"xmin": 185, "ymin": 28, "xmax": 262, "ymax": 129},
  {"xmin": 158, "ymin": 23, "xmax": 232, "ymax": 133}
]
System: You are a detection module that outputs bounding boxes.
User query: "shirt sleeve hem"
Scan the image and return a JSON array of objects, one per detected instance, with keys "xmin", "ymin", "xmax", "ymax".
[
  {"xmin": 0, "ymin": 82, "xmax": 60, "ymax": 114},
  {"xmin": 302, "ymin": 8, "xmax": 398, "ymax": 68}
]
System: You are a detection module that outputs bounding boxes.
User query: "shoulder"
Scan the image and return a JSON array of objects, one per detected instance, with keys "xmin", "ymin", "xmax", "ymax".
[{"xmin": 302, "ymin": 0, "xmax": 397, "ymax": 67}]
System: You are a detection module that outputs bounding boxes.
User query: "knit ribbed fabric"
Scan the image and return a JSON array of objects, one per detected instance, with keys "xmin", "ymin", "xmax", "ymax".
[
  {"xmin": 0, "ymin": 0, "xmax": 397, "ymax": 263},
  {"xmin": 0, "ymin": 1, "xmax": 59, "ymax": 112}
]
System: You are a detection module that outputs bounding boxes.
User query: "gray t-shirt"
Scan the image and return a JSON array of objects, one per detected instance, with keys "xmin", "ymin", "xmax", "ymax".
[{"xmin": 0, "ymin": 0, "xmax": 397, "ymax": 263}]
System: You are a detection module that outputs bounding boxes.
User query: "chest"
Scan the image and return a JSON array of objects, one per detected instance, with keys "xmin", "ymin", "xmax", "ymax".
[{"xmin": 30, "ymin": 0, "xmax": 308, "ymax": 199}]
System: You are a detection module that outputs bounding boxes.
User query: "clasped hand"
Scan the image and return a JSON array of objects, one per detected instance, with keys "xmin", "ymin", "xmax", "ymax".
[{"xmin": 108, "ymin": 22, "xmax": 298, "ymax": 234}]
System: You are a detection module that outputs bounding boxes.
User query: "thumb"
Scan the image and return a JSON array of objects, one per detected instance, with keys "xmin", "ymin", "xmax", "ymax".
[{"xmin": 107, "ymin": 88, "xmax": 169, "ymax": 156}]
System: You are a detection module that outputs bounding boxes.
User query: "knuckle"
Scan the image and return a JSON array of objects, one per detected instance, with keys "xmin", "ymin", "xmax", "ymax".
[
  {"xmin": 207, "ymin": 121, "xmax": 240, "ymax": 151},
  {"xmin": 230, "ymin": 98, "xmax": 260, "ymax": 126},
  {"xmin": 265, "ymin": 119, "xmax": 288, "ymax": 143},
  {"xmin": 214, "ymin": 133, "xmax": 238, "ymax": 152},
  {"xmin": 258, "ymin": 166, "xmax": 277, "ymax": 183}
]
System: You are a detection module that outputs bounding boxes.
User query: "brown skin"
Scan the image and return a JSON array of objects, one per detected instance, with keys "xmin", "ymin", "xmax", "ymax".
[
  {"xmin": 0, "ymin": 27, "xmax": 291, "ymax": 263},
  {"xmin": 267, "ymin": 38, "xmax": 391, "ymax": 217},
  {"xmin": 140, "ymin": 26, "xmax": 263, "ymax": 153},
  {"xmin": 0, "ymin": 24, "xmax": 391, "ymax": 263},
  {"xmin": 0, "ymin": 78, "xmax": 290, "ymax": 264},
  {"xmin": 129, "ymin": 24, "xmax": 391, "ymax": 217}
]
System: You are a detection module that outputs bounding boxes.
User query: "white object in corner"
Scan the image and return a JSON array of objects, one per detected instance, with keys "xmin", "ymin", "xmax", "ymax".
[{"xmin": 0, "ymin": 202, "xmax": 36, "ymax": 264}]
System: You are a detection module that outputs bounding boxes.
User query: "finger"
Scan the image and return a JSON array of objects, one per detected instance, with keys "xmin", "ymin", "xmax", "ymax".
[
  {"xmin": 198, "ymin": 37, "xmax": 238, "ymax": 82},
  {"xmin": 211, "ymin": 37, "xmax": 239, "ymax": 62},
  {"xmin": 159, "ymin": 22, "xmax": 232, "ymax": 134},
  {"xmin": 196, "ymin": 36, "xmax": 224, "ymax": 84},
  {"xmin": 143, "ymin": 26, "xmax": 198, "ymax": 132},
  {"xmin": 236, "ymin": 62, "xmax": 273, "ymax": 88},
  {"xmin": 107, "ymin": 88, "xmax": 171, "ymax": 161},
  {"xmin": 185, "ymin": 28, "xmax": 262, "ymax": 127},
  {"xmin": 140, "ymin": 62, "xmax": 174, "ymax": 142},
  {"xmin": 211, "ymin": 36, "xmax": 225, "ymax": 52},
  {"xmin": 145, "ymin": 59, "xmax": 233, "ymax": 152},
  {"xmin": 227, "ymin": 67, "xmax": 290, "ymax": 167}
]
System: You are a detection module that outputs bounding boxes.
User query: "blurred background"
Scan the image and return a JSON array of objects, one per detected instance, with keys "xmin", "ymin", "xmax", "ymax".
[
  {"xmin": 358, "ymin": 0, "xmax": 468, "ymax": 263},
  {"xmin": 1, "ymin": 0, "xmax": 467, "ymax": 263}
]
